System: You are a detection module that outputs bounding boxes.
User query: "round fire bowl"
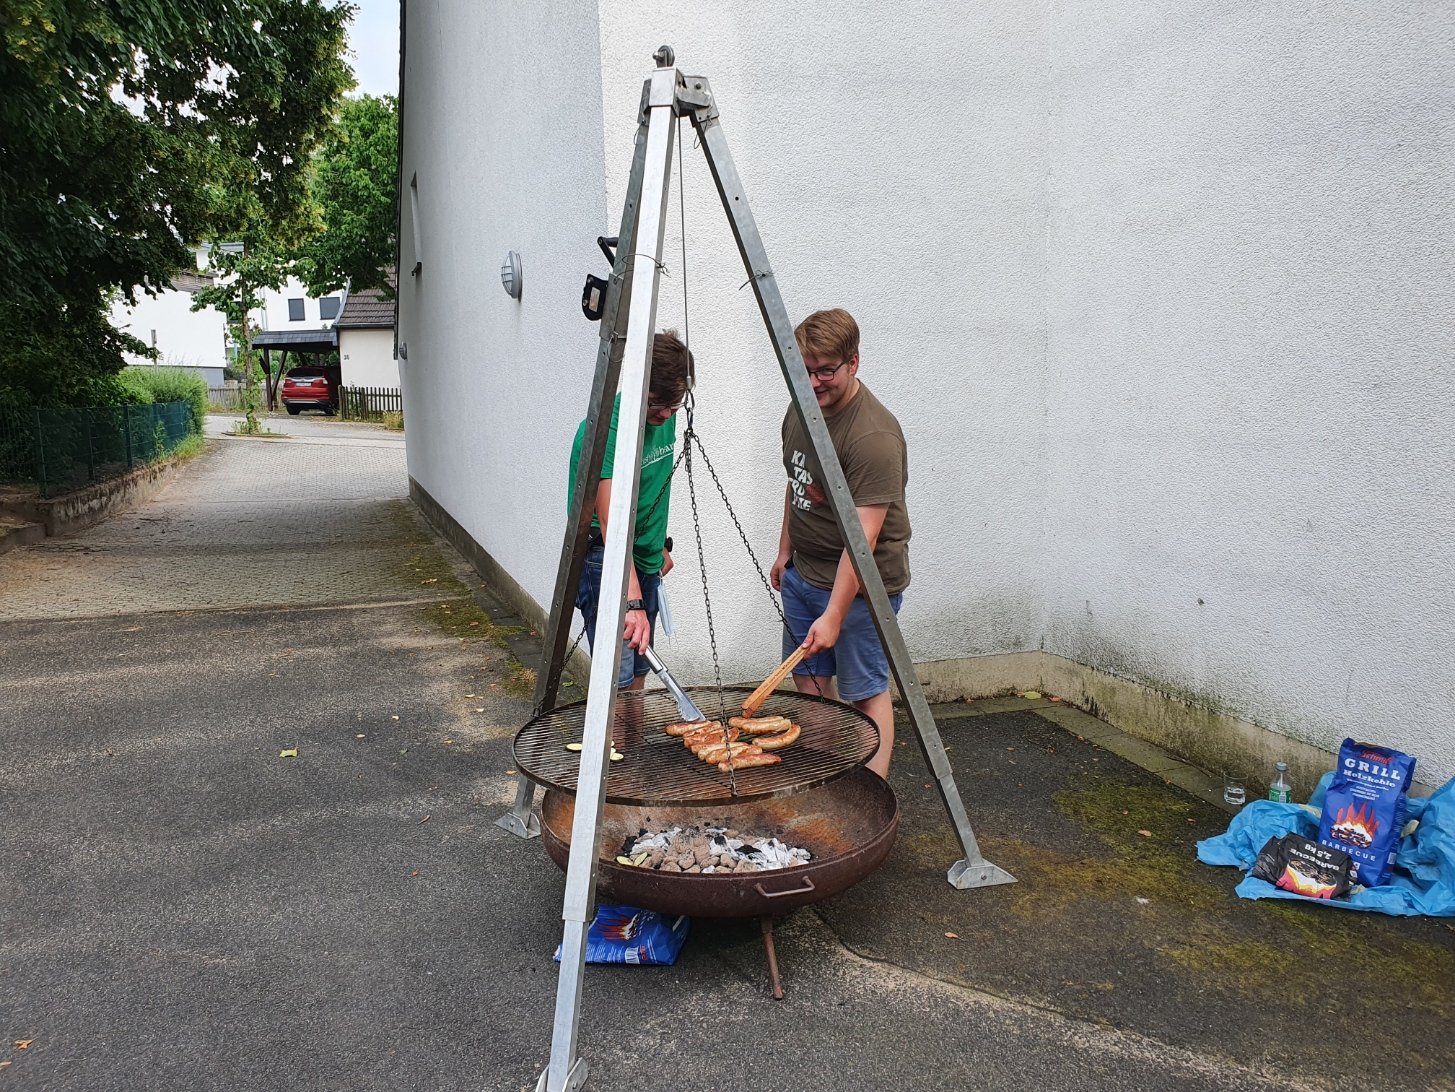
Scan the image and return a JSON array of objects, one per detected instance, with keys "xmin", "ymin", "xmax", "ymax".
[{"xmin": 539, "ymin": 766, "xmax": 899, "ymax": 918}]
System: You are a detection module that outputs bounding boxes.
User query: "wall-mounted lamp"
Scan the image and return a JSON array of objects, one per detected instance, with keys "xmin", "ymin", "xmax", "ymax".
[{"xmin": 500, "ymin": 251, "xmax": 523, "ymax": 300}]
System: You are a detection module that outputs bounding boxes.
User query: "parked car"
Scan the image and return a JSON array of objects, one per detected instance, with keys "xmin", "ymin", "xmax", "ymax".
[{"xmin": 280, "ymin": 365, "xmax": 341, "ymax": 415}]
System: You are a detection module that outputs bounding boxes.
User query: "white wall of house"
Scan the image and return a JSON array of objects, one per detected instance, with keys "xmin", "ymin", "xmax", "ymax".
[
  {"xmin": 257, "ymin": 277, "xmax": 343, "ymax": 333},
  {"xmin": 109, "ymin": 289, "xmax": 228, "ymax": 386},
  {"xmin": 397, "ymin": 0, "xmax": 609, "ymax": 605},
  {"xmin": 339, "ymin": 328, "xmax": 399, "ymax": 388},
  {"xmin": 400, "ymin": 1, "xmax": 1455, "ymax": 784},
  {"xmin": 1038, "ymin": 4, "xmax": 1454, "ymax": 782}
]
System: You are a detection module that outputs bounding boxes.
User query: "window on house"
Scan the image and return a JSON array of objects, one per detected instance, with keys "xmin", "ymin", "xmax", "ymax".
[
  {"xmin": 288, "ymin": 298, "xmax": 305, "ymax": 322},
  {"xmin": 319, "ymin": 296, "xmax": 341, "ymax": 321}
]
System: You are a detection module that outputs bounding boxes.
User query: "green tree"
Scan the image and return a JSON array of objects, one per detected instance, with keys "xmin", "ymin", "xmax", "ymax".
[
  {"xmin": 294, "ymin": 93, "xmax": 399, "ymax": 299},
  {"xmin": 0, "ymin": 0, "xmax": 355, "ymax": 406}
]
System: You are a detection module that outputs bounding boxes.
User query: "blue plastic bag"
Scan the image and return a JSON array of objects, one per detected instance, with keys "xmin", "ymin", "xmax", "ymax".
[
  {"xmin": 1197, "ymin": 774, "xmax": 1455, "ymax": 917},
  {"xmin": 553, "ymin": 903, "xmax": 690, "ymax": 965}
]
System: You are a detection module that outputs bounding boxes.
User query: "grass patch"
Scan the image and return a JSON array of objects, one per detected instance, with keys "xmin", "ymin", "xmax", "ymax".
[
  {"xmin": 502, "ymin": 660, "xmax": 537, "ymax": 699},
  {"xmin": 422, "ymin": 597, "xmax": 508, "ymax": 647},
  {"xmin": 380, "ymin": 410, "xmax": 404, "ymax": 430}
]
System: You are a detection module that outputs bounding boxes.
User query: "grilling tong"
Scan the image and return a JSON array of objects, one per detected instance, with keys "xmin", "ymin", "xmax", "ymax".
[{"xmin": 639, "ymin": 645, "xmax": 706, "ymax": 724}]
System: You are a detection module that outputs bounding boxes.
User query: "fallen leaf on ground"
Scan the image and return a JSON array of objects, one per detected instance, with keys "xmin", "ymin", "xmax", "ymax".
[
  {"xmin": 1137, "ymin": 829, "xmax": 1153, "ymax": 838},
  {"xmin": 14, "ymin": 1040, "xmax": 33, "ymax": 1050},
  {"xmin": 420, "ymin": 578, "xmax": 437, "ymax": 585},
  {"xmin": 442, "ymin": 739, "xmax": 454, "ymax": 745},
  {"xmin": 944, "ymin": 932, "xmax": 959, "ymax": 939},
  {"xmin": 474, "ymin": 708, "xmax": 485, "ymax": 713},
  {"xmin": 1021, "ymin": 691, "xmax": 1042, "ymax": 700},
  {"xmin": 0, "ymin": 1060, "xmax": 11, "ymax": 1068},
  {"xmin": 410, "ymin": 870, "xmax": 419, "ymax": 877},
  {"xmin": 279, "ymin": 747, "xmax": 298, "ymax": 759},
  {"xmin": 391, "ymin": 715, "xmax": 400, "ymax": 721},
  {"xmin": 418, "ymin": 815, "xmax": 431, "ymax": 825}
]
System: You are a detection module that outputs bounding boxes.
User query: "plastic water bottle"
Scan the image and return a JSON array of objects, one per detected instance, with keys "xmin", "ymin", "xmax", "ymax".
[{"xmin": 1268, "ymin": 762, "xmax": 1292, "ymax": 804}]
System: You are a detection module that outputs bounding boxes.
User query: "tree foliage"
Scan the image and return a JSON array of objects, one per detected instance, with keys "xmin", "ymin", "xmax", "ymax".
[
  {"xmin": 0, "ymin": 0, "xmax": 355, "ymax": 405},
  {"xmin": 294, "ymin": 93, "xmax": 398, "ymax": 299}
]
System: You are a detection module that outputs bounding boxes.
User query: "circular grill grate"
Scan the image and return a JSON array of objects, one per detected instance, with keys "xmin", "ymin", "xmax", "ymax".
[{"xmin": 513, "ymin": 685, "xmax": 879, "ymax": 806}]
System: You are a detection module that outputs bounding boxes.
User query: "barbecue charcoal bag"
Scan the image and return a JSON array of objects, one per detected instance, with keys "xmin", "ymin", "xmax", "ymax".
[
  {"xmin": 553, "ymin": 902, "xmax": 689, "ymax": 965},
  {"xmin": 1250, "ymin": 833, "xmax": 1356, "ymax": 899},
  {"xmin": 1318, "ymin": 738, "xmax": 1417, "ymax": 887}
]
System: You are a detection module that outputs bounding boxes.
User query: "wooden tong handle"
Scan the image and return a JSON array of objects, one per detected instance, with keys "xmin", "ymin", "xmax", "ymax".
[{"xmin": 741, "ymin": 646, "xmax": 808, "ymax": 716}]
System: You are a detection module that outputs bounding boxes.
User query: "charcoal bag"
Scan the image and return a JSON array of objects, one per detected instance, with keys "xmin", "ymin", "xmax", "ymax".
[
  {"xmin": 1250, "ymin": 833, "xmax": 1356, "ymax": 900},
  {"xmin": 1317, "ymin": 738, "xmax": 1417, "ymax": 887}
]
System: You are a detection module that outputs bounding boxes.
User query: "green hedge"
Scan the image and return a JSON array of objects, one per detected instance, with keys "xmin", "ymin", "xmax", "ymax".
[{"xmin": 118, "ymin": 366, "xmax": 208, "ymax": 435}]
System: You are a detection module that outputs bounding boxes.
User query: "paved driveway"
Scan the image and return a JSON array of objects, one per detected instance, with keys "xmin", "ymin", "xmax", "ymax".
[{"xmin": 0, "ymin": 423, "xmax": 1379, "ymax": 1091}]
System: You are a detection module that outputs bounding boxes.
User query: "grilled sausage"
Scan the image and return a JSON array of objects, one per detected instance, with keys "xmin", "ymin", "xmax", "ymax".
[
  {"xmin": 717, "ymin": 752, "xmax": 782, "ymax": 772},
  {"xmin": 683, "ymin": 725, "xmax": 738, "ymax": 749},
  {"xmin": 698, "ymin": 741, "xmax": 758, "ymax": 764},
  {"xmin": 728, "ymin": 715, "xmax": 791, "ymax": 735},
  {"xmin": 664, "ymin": 719, "xmax": 714, "ymax": 736},
  {"xmin": 754, "ymin": 723, "xmax": 801, "ymax": 751}
]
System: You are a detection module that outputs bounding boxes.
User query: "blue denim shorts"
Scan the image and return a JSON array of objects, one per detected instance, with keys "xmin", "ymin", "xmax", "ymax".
[
  {"xmin": 780, "ymin": 562, "xmax": 901, "ymax": 703},
  {"xmin": 576, "ymin": 545, "xmax": 661, "ymax": 690}
]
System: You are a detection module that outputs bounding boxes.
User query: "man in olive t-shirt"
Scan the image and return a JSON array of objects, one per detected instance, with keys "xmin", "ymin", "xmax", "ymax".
[{"xmin": 771, "ymin": 309, "xmax": 910, "ymax": 777}]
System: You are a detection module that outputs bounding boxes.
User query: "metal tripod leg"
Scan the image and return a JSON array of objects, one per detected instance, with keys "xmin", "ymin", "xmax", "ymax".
[
  {"xmin": 537, "ymin": 58, "xmax": 680, "ymax": 1092},
  {"xmin": 685, "ymin": 79, "xmax": 1013, "ymax": 891},
  {"xmin": 497, "ymin": 83, "xmax": 653, "ymax": 842}
]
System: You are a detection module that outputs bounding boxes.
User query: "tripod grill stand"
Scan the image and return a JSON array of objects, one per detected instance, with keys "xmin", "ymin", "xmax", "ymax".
[{"xmin": 517, "ymin": 48, "xmax": 1014, "ymax": 1092}]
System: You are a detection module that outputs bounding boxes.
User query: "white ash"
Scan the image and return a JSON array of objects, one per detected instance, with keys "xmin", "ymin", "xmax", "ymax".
[{"xmin": 624, "ymin": 824, "xmax": 812, "ymax": 874}]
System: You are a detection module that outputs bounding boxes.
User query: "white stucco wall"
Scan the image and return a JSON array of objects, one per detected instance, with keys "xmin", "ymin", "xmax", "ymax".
[
  {"xmin": 110, "ymin": 288, "xmax": 228, "ymax": 374},
  {"xmin": 1040, "ymin": 2, "xmax": 1455, "ymax": 785},
  {"xmin": 396, "ymin": 0, "xmax": 609, "ymax": 595},
  {"xmin": 594, "ymin": 1, "xmax": 1050, "ymax": 684},
  {"xmin": 339, "ymin": 328, "xmax": 399, "ymax": 388},
  {"xmin": 257, "ymin": 277, "xmax": 342, "ymax": 332},
  {"xmin": 401, "ymin": 1, "xmax": 1455, "ymax": 784}
]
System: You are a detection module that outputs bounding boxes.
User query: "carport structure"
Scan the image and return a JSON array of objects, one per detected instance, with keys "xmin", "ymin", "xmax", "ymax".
[{"xmin": 250, "ymin": 328, "xmax": 338, "ymax": 411}]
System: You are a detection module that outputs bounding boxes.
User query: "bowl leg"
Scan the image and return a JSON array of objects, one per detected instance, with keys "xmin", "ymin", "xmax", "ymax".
[{"xmin": 759, "ymin": 916, "xmax": 786, "ymax": 1001}]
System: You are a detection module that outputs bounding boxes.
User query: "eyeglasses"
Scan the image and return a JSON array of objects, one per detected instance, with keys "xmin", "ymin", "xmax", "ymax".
[
  {"xmin": 648, "ymin": 393, "xmax": 685, "ymax": 412},
  {"xmin": 806, "ymin": 360, "xmax": 849, "ymax": 382}
]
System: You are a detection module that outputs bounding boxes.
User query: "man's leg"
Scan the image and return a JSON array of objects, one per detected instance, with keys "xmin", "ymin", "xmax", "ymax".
[
  {"xmin": 835, "ymin": 591, "xmax": 904, "ymax": 779},
  {"xmin": 854, "ymin": 691, "xmax": 894, "ymax": 778}
]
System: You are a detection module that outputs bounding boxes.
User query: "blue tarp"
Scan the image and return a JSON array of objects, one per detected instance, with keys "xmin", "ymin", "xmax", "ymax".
[{"xmin": 1197, "ymin": 772, "xmax": 1455, "ymax": 917}]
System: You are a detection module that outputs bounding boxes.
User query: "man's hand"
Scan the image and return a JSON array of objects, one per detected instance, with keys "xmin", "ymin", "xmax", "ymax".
[
  {"xmin": 623, "ymin": 607, "xmax": 652, "ymax": 652},
  {"xmin": 801, "ymin": 610, "xmax": 842, "ymax": 655},
  {"xmin": 771, "ymin": 549, "xmax": 791, "ymax": 591},
  {"xmin": 660, "ymin": 548, "xmax": 674, "ymax": 578}
]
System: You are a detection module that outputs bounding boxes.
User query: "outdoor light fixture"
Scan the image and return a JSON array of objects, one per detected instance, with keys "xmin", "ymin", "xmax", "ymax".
[{"xmin": 500, "ymin": 250, "xmax": 523, "ymax": 300}]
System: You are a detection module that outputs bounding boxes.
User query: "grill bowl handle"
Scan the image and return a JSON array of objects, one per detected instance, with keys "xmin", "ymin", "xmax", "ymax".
[{"xmin": 754, "ymin": 875, "xmax": 816, "ymax": 900}]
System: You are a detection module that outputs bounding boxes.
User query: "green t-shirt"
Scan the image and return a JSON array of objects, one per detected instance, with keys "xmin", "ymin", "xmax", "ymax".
[{"xmin": 568, "ymin": 393, "xmax": 676, "ymax": 574}]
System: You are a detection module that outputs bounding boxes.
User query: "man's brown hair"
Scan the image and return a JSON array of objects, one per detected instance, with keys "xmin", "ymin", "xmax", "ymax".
[
  {"xmin": 794, "ymin": 308, "xmax": 859, "ymax": 364},
  {"xmin": 650, "ymin": 330, "xmax": 694, "ymax": 404}
]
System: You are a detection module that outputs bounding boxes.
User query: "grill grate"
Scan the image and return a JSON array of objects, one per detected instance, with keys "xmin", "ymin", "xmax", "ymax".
[{"xmin": 513, "ymin": 685, "xmax": 879, "ymax": 806}]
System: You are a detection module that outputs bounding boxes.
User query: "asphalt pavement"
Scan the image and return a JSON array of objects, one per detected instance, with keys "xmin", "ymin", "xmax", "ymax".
[{"xmin": 1, "ymin": 418, "xmax": 1451, "ymax": 1091}]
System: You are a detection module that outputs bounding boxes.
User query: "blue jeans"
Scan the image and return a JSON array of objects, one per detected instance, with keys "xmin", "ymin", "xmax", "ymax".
[
  {"xmin": 780, "ymin": 562, "xmax": 902, "ymax": 702},
  {"xmin": 576, "ymin": 545, "xmax": 661, "ymax": 689}
]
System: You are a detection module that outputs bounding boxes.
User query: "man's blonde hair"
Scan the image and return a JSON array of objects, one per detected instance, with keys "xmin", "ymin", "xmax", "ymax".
[{"xmin": 794, "ymin": 308, "xmax": 859, "ymax": 364}]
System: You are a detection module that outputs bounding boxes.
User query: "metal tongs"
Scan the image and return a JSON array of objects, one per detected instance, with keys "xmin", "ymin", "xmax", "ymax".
[{"xmin": 640, "ymin": 644, "xmax": 706, "ymax": 723}]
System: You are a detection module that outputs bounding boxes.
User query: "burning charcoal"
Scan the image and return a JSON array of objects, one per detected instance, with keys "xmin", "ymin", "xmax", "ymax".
[
  {"xmin": 693, "ymin": 846, "xmax": 715, "ymax": 868},
  {"xmin": 677, "ymin": 853, "xmax": 696, "ymax": 870},
  {"xmin": 734, "ymin": 859, "xmax": 758, "ymax": 873},
  {"xmin": 647, "ymin": 848, "xmax": 666, "ymax": 868},
  {"xmin": 724, "ymin": 829, "xmax": 739, "ymax": 840},
  {"xmin": 660, "ymin": 861, "xmax": 682, "ymax": 872},
  {"xmin": 685, "ymin": 864, "xmax": 701, "ymax": 873}
]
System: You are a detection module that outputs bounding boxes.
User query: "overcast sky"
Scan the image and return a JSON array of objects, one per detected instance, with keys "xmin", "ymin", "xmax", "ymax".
[{"xmin": 344, "ymin": 0, "xmax": 399, "ymax": 98}]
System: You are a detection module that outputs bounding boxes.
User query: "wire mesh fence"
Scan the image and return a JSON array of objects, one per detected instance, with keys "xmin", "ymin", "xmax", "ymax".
[
  {"xmin": 0, "ymin": 401, "xmax": 193, "ymax": 497},
  {"xmin": 339, "ymin": 386, "xmax": 402, "ymax": 421}
]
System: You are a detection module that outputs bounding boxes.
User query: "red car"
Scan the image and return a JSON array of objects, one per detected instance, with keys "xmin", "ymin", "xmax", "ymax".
[{"xmin": 280, "ymin": 366, "xmax": 340, "ymax": 415}]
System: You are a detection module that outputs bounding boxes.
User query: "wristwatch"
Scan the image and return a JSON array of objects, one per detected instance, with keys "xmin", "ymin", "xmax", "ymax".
[{"xmin": 625, "ymin": 599, "xmax": 646, "ymax": 613}]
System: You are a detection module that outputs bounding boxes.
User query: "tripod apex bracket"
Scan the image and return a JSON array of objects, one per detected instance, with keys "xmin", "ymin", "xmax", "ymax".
[{"xmin": 653, "ymin": 44, "xmax": 674, "ymax": 68}]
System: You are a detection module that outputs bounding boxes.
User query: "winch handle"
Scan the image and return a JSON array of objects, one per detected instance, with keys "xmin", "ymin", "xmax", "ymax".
[{"xmin": 754, "ymin": 876, "xmax": 815, "ymax": 900}]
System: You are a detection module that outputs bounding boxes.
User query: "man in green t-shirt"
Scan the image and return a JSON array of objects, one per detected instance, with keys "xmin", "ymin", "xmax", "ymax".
[
  {"xmin": 772, "ymin": 309, "xmax": 910, "ymax": 777},
  {"xmin": 568, "ymin": 331, "xmax": 695, "ymax": 690}
]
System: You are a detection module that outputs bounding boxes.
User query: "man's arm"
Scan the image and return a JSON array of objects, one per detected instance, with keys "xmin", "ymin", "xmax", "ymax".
[
  {"xmin": 799, "ymin": 503, "xmax": 889, "ymax": 655},
  {"xmin": 770, "ymin": 484, "xmax": 792, "ymax": 590},
  {"xmin": 593, "ymin": 477, "xmax": 652, "ymax": 652}
]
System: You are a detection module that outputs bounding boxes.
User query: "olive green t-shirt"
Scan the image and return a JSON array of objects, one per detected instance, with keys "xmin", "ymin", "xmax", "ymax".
[
  {"xmin": 568, "ymin": 393, "xmax": 676, "ymax": 574},
  {"xmin": 782, "ymin": 383, "xmax": 910, "ymax": 594}
]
